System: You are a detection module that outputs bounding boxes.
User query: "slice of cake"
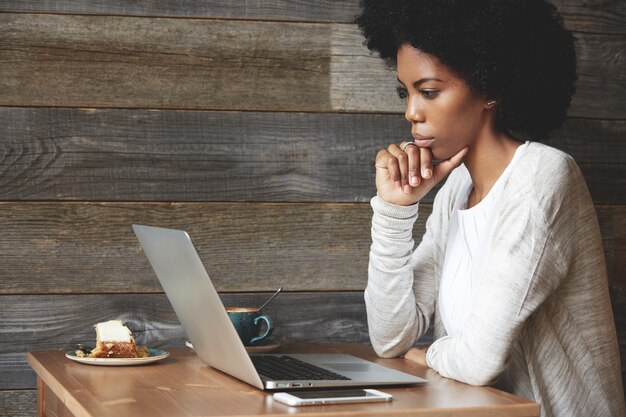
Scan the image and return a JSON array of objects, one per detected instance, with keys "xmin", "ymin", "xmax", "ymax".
[{"xmin": 89, "ymin": 320, "xmax": 139, "ymax": 358}]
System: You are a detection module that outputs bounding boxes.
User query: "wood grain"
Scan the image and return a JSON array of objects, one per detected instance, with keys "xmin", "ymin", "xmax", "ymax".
[
  {"xmin": 1, "ymin": 202, "xmax": 623, "ymax": 294},
  {"xmin": 0, "ymin": 108, "xmax": 396, "ymax": 203},
  {"xmin": 0, "ymin": 0, "xmax": 360, "ymax": 23},
  {"xmin": 570, "ymin": 33, "xmax": 626, "ymax": 118},
  {"xmin": 0, "ymin": 14, "xmax": 623, "ymax": 118},
  {"xmin": 555, "ymin": 0, "xmax": 626, "ymax": 35},
  {"xmin": 0, "ymin": 202, "xmax": 429, "ymax": 294},
  {"xmin": 29, "ymin": 345, "xmax": 540, "ymax": 417},
  {"xmin": 0, "ymin": 0, "xmax": 623, "ymax": 34},
  {"xmin": 0, "ymin": 390, "xmax": 36, "ymax": 417},
  {"xmin": 0, "ymin": 14, "xmax": 332, "ymax": 112},
  {"xmin": 1, "ymin": 108, "xmax": 623, "ymax": 204},
  {"xmin": 26, "ymin": 347, "xmax": 541, "ymax": 417},
  {"xmin": 0, "ymin": 292, "xmax": 375, "ymax": 389}
]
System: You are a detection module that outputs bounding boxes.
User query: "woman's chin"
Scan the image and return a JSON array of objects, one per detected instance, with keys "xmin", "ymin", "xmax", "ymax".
[
  {"xmin": 431, "ymin": 148, "xmax": 448, "ymax": 161},
  {"xmin": 432, "ymin": 146, "xmax": 465, "ymax": 162}
]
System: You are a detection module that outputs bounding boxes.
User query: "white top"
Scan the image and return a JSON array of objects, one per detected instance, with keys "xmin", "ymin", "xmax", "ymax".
[
  {"xmin": 95, "ymin": 320, "xmax": 132, "ymax": 342},
  {"xmin": 439, "ymin": 142, "xmax": 528, "ymax": 337}
]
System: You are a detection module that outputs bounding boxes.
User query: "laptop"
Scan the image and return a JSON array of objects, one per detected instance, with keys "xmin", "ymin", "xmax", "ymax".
[{"xmin": 132, "ymin": 224, "xmax": 427, "ymax": 390}]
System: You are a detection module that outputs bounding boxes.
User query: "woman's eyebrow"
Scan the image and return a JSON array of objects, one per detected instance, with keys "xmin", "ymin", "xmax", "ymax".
[{"xmin": 396, "ymin": 76, "xmax": 443, "ymax": 87}]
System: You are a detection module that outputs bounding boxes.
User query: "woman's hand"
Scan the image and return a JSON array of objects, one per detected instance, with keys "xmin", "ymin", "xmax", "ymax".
[
  {"xmin": 403, "ymin": 346, "xmax": 430, "ymax": 367},
  {"xmin": 375, "ymin": 143, "xmax": 469, "ymax": 206}
]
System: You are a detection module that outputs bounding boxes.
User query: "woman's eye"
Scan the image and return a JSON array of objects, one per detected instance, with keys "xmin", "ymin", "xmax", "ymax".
[
  {"xmin": 421, "ymin": 89, "xmax": 439, "ymax": 99},
  {"xmin": 396, "ymin": 86, "xmax": 408, "ymax": 99}
]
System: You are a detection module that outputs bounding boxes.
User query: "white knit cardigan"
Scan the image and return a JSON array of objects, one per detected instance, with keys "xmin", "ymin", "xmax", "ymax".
[{"xmin": 365, "ymin": 142, "xmax": 625, "ymax": 417}]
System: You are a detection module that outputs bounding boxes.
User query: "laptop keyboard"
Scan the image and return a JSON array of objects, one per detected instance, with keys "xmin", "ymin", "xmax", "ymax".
[{"xmin": 251, "ymin": 355, "xmax": 351, "ymax": 381}]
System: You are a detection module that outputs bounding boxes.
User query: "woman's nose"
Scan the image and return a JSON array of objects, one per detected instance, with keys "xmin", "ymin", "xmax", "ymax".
[{"xmin": 404, "ymin": 96, "xmax": 425, "ymax": 124}]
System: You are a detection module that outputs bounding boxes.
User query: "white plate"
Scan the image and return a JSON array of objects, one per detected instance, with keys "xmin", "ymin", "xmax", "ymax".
[{"xmin": 65, "ymin": 348, "xmax": 169, "ymax": 366}]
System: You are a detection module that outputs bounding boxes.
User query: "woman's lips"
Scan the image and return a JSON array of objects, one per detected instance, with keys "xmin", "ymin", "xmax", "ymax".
[{"xmin": 413, "ymin": 137, "xmax": 435, "ymax": 148}]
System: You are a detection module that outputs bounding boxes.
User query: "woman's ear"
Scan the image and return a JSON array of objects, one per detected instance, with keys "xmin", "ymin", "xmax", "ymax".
[{"xmin": 485, "ymin": 99, "xmax": 498, "ymax": 109}]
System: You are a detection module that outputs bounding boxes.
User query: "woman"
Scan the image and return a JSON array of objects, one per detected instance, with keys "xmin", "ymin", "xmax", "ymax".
[{"xmin": 356, "ymin": 1, "xmax": 625, "ymax": 416}]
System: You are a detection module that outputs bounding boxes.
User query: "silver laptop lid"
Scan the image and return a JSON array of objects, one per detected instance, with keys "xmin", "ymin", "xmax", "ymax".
[
  {"xmin": 132, "ymin": 224, "xmax": 264, "ymax": 389},
  {"xmin": 134, "ymin": 224, "xmax": 427, "ymax": 391}
]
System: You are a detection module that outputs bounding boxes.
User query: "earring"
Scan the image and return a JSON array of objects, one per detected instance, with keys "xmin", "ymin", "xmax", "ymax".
[{"xmin": 486, "ymin": 100, "xmax": 497, "ymax": 108}]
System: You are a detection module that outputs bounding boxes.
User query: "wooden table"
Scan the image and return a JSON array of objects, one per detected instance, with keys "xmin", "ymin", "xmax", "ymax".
[{"xmin": 27, "ymin": 344, "xmax": 540, "ymax": 417}]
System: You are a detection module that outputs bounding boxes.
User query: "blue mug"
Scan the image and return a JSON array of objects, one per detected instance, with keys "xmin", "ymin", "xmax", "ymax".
[{"xmin": 226, "ymin": 307, "xmax": 273, "ymax": 345}]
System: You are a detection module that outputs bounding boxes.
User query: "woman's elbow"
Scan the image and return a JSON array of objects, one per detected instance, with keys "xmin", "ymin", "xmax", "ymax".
[
  {"xmin": 432, "ymin": 346, "xmax": 507, "ymax": 386},
  {"xmin": 370, "ymin": 337, "xmax": 413, "ymax": 359},
  {"xmin": 458, "ymin": 357, "xmax": 507, "ymax": 386},
  {"xmin": 462, "ymin": 370, "xmax": 499, "ymax": 386}
]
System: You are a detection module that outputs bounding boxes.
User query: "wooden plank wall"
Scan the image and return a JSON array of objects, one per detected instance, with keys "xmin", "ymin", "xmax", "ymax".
[{"xmin": 0, "ymin": 2, "xmax": 624, "ymax": 415}]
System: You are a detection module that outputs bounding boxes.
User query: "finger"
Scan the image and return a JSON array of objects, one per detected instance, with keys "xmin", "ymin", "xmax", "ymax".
[
  {"xmin": 374, "ymin": 149, "xmax": 391, "ymax": 169},
  {"xmin": 382, "ymin": 146, "xmax": 403, "ymax": 189},
  {"xmin": 375, "ymin": 150, "xmax": 398, "ymax": 188},
  {"xmin": 404, "ymin": 144, "xmax": 421, "ymax": 187},
  {"xmin": 390, "ymin": 143, "xmax": 415, "ymax": 193},
  {"xmin": 397, "ymin": 151, "xmax": 411, "ymax": 193},
  {"xmin": 420, "ymin": 147, "xmax": 433, "ymax": 179},
  {"xmin": 387, "ymin": 144, "xmax": 406, "ymax": 190},
  {"xmin": 433, "ymin": 147, "xmax": 469, "ymax": 181}
]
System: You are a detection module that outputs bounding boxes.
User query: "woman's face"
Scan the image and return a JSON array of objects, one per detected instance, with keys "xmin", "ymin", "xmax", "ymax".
[{"xmin": 396, "ymin": 44, "xmax": 490, "ymax": 160}]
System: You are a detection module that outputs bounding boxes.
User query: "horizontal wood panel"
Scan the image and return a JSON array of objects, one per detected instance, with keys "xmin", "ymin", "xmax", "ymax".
[
  {"xmin": 2, "ymin": 289, "xmax": 623, "ymax": 391},
  {"xmin": 0, "ymin": 0, "xmax": 359, "ymax": 23},
  {"xmin": 1, "ymin": 108, "xmax": 623, "ymax": 204},
  {"xmin": 0, "ymin": 108, "xmax": 393, "ymax": 203},
  {"xmin": 0, "ymin": 1, "xmax": 623, "ymax": 34},
  {"xmin": 556, "ymin": 0, "xmax": 626, "ymax": 34},
  {"xmin": 0, "ymin": 390, "xmax": 36, "ymax": 417},
  {"xmin": 0, "ymin": 202, "xmax": 427, "ymax": 294},
  {"xmin": 570, "ymin": 33, "xmax": 626, "ymax": 118},
  {"xmin": 0, "ymin": 292, "xmax": 381, "ymax": 389},
  {"xmin": 0, "ymin": 202, "xmax": 623, "ymax": 294},
  {"xmin": 0, "ymin": 14, "xmax": 333, "ymax": 112},
  {"xmin": 0, "ymin": 15, "xmax": 623, "ymax": 119}
]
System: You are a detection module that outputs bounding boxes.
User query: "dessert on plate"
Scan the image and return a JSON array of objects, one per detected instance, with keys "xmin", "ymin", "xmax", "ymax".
[{"xmin": 78, "ymin": 320, "xmax": 148, "ymax": 358}]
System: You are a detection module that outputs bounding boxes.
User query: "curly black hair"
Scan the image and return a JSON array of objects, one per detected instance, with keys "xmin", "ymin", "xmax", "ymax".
[{"xmin": 355, "ymin": 0, "xmax": 577, "ymax": 139}]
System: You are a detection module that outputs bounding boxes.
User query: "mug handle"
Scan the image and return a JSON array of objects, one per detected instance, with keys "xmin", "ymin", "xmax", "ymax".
[{"xmin": 250, "ymin": 315, "xmax": 273, "ymax": 344}]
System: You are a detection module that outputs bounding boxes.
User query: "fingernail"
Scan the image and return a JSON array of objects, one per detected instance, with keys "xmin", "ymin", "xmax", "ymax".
[
  {"xmin": 423, "ymin": 168, "xmax": 432, "ymax": 179},
  {"xmin": 395, "ymin": 180, "xmax": 401, "ymax": 189},
  {"xmin": 410, "ymin": 175, "xmax": 418, "ymax": 186},
  {"xmin": 403, "ymin": 184, "xmax": 411, "ymax": 194}
]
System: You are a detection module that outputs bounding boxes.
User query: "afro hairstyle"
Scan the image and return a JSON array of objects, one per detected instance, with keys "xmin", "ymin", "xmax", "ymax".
[{"xmin": 355, "ymin": 0, "xmax": 577, "ymax": 139}]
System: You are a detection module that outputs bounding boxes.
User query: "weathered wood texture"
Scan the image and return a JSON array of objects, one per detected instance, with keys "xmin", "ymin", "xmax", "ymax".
[
  {"xmin": 0, "ymin": 202, "xmax": 623, "ymax": 294},
  {"xmin": 0, "ymin": 1, "xmax": 360, "ymax": 23},
  {"xmin": 555, "ymin": 0, "xmax": 626, "ymax": 34},
  {"xmin": 0, "ymin": 390, "xmax": 35, "ymax": 417},
  {"xmin": 0, "ymin": 292, "xmax": 381, "ymax": 389},
  {"xmin": 2, "ymin": 289, "xmax": 623, "ymax": 391},
  {"xmin": 0, "ymin": 14, "xmax": 333, "ymax": 112},
  {"xmin": 0, "ymin": 15, "xmax": 623, "ymax": 118},
  {"xmin": 0, "ymin": 0, "xmax": 624, "ymax": 34},
  {"xmin": 0, "ymin": 108, "xmax": 394, "ymax": 203},
  {"xmin": 1, "ymin": 108, "xmax": 623, "ymax": 204},
  {"xmin": 0, "ymin": 202, "xmax": 427, "ymax": 294}
]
